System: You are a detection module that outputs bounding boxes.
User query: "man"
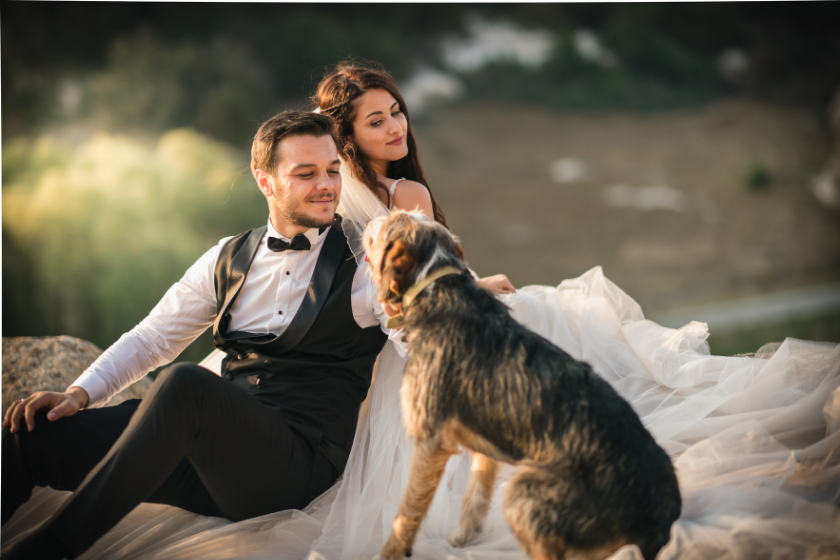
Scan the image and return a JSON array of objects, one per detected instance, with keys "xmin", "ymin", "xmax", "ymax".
[{"xmin": 2, "ymin": 111, "xmax": 399, "ymax": 559}]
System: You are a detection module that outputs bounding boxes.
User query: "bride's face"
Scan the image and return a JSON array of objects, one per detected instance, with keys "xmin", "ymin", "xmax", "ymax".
[{"xmin": 351, "ymin": 88, "xmax": 409, "ymax": 173}]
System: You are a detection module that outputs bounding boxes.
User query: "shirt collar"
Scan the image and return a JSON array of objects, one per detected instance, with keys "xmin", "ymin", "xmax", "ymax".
[{"xmin": 266, "ymin": 217, "xmax": 329, "ymax": 247}]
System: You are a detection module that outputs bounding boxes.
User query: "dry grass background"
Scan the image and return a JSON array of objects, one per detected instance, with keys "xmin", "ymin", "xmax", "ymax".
[{"xmin": 417, "ymin": 98, "xmax": 840, "ymax": 318}]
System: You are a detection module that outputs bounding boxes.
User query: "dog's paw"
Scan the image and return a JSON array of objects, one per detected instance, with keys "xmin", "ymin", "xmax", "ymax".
[
  {"xmin": 447, "ymin": 527, "xmax": 473, "ymax": 548},
  {"xmin": 377, "ymin": 537, "xmax": 411, "ymax": 560},
  {"xmin": 373, "ymin": 551, "xmax": 410, "ymax": 559}
]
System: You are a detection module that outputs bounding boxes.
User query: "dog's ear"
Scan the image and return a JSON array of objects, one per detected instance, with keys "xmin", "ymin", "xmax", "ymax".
[{"xmin": 380, "ymin": 239, "xmax": 415, "ymax": 301}]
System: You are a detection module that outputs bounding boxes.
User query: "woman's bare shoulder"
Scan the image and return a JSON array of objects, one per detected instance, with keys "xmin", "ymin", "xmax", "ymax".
[
  {"xmin": 392, "ymin": 180, "xmax": 433, "ymax": 216},
  {"xmin": 392, "ymin": 179, "xmax": 429, "ymax": 197}
]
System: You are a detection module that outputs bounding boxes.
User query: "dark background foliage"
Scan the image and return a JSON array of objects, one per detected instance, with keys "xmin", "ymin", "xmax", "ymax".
[
  {"xmin": 3, "ymin": 2, "xmax": 839, "ymax": 359},
  {"xmin": 4, "ymin": 3, "xmax": 840, "ymax": 143}
]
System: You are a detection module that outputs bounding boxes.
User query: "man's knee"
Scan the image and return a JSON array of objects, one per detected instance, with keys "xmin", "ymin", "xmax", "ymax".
[
  {"xmin": 151, "ymin": 363, "xmax": 214, "ymax": 403},
  {"xmin": 3, "ymin": 412, "xmax": 59, "ymax": 457},
  {"xmin": 2, "ymin": 426, "xmax": 35, "ymax": 524},
  {"xmin": 3, "ymin": 411, "xmax": 88, "ymax": 494},
  {"xmin": 3, "ymin": 424, "xmax": 25, "ymax": 472}
]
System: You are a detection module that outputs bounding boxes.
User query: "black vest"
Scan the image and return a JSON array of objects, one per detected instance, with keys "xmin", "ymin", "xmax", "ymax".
[{"xmin": 212, "ymin": 216, "xmax": 388, "ymax": 472}]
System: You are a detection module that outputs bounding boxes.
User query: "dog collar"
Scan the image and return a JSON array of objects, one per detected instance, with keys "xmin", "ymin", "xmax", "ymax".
[{"xmin": 386, "ymin": 265, "xmax": 463, "ymax": 329}]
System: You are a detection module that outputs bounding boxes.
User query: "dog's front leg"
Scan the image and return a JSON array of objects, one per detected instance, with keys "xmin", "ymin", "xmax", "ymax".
[
  {"xmin": 377, "ymin": 438, "xmax": 453, "ymax": 560},
  {"xmin": 447, "ymin": 452, "xmax": 499, "ymax": 547}
]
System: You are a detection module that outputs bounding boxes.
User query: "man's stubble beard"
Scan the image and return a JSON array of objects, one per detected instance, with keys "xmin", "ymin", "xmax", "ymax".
[
  {"xmin": 283, "ymin": 209, "xmax": 334, "ymax": 229},
  {"xmin": 278, "ymin": 190, "xmax": 340, "ymax": 229}
]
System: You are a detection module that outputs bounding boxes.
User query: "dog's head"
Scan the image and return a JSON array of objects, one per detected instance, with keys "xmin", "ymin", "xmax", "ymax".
[{"xmin": 363, "ymin": 210, "xmax": 467, "ymax": 306}]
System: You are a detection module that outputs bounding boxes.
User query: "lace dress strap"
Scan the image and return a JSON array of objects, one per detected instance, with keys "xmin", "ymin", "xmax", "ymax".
[{"xmin": 388, "ymin": 178, "xmax": 405, "ymax": 209}]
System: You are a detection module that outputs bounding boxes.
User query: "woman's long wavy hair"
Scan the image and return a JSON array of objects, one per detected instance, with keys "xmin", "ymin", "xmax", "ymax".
[{"xmin": 314, "ymin": 63, "xmax": 447, "ymax": 227}]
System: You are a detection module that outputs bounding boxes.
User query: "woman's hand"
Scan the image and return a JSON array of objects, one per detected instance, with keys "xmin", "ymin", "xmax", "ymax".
[{"xmin": 477, "ymin": 274, "xmax": 516, "ymax": 295}]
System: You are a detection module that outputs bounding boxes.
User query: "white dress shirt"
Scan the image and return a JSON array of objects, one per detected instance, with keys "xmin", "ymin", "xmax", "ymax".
[{"xmin": 71, "ymin": 217, "xmax": 402, "ymax": 408}]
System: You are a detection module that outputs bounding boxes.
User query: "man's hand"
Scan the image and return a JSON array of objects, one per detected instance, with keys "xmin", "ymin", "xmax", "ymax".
[
  {"xmin": 477, "ymin": 274, "xmax": 516, "ymax": 295},
  {"xmin": 3, "ymin": 387, "xmax": 90, "ymax": 433}
]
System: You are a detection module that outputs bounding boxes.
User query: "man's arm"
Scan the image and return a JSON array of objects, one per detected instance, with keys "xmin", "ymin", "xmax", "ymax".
[{"xmin": 3, "ymin": 240, "xmax": 227, "ymax": 433}]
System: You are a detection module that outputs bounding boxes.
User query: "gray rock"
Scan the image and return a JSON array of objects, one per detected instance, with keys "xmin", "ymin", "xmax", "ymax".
[{"xmin": 2, "ymin": 335, "xmax": 153, "ymax": 416}]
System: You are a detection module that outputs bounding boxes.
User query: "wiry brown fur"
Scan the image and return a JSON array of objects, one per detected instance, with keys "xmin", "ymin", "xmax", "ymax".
[{"xmin": 365, "ymin": 211, "xmax": 681, "ymax": 560}]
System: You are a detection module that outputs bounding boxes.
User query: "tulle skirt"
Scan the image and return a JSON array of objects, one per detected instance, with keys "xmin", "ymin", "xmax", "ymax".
[{"xmin": 4, "ymin": 267, "xmax": 839, "ymax": 559}]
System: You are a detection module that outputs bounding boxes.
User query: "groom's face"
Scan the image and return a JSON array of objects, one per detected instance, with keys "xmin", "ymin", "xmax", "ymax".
[{"xmin": 260, "ymin": 134, "xmax": 342, "ymax": 230}]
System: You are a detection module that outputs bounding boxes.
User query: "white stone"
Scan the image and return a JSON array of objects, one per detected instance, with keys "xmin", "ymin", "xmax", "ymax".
[
  {"xmin": 442, "ymin": 17, "xmax": 555, "ymax": 73},
  {"xmin": 400, "ymin": 68, "xmax": 465, "ymax": 114},
  {"xmin": 602, "ymin": 184, "xmax": 688, "ymax": 212},
  {"xmin": 549, "ymin": 157, "xmax": 588, "ymax": 183}
]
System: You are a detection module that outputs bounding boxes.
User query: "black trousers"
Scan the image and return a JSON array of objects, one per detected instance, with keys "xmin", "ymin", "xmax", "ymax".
[{"xmin": 1, "ymin": 363, "xmax": 337, "ymax": 557}]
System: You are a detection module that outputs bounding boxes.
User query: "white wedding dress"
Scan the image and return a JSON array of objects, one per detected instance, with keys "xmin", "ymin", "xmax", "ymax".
[{"xmin": 4, "ymin": 167, "xmax": 839, "ymax": 560}]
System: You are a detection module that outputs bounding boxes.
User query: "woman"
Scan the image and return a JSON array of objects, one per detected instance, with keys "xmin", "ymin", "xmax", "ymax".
[
  {"xmin": 5, "ymin": 65, "xmax": 838, "ymax": 560},
  {"xmin": 314, "ymin": 64, "xmax": 515, "ymax": 295}
]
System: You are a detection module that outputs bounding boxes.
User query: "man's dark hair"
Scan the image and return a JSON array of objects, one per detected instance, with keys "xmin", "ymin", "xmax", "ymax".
[{"xmin": 251, "ymin": 111, "xmax": 338, "ymax": 179}]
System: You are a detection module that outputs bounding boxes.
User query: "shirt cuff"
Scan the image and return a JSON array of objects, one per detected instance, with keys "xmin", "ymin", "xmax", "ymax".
[{"xmin": 68, "ymin": 371, "xmax": 110, "ymax": 408}]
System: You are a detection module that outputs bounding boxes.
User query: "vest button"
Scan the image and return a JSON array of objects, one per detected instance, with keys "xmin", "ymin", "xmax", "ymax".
[
  {"xmin": 264, "ymin": 360, "xmax": 270, "ymax": 366},
  {"xmin": 224, "ymin": 373, "xmax": 233, "ymax": 380}
]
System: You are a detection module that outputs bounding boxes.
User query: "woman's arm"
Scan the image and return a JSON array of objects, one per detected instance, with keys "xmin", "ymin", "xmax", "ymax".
[
  {"xmin": 391, "ymin": 182, "xmax": 515, "ymax": 295},
  {"xmin": 477, "ymin": 274, "xmax": 515, "ymax": 294}
]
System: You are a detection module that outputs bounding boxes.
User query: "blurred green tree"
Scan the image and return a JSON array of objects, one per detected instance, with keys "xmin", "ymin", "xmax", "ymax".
[
  {"xmin": 2, "ymin": 129, "xmax": 265, "ymax": 358},
  {"xmin": 90, "ymin": 29, "xmax": 275, "ymax": 145}
]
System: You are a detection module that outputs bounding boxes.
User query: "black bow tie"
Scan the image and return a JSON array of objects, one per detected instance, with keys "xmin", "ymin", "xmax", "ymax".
[{"xmin": 267, "ymin": 234, "xmax": 311, "ymax": 252}]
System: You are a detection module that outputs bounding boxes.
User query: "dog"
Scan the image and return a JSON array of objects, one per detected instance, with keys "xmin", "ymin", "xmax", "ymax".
[{"xmin": 363, "ymin": 211, "xmax": 681, "ymax": 560}]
